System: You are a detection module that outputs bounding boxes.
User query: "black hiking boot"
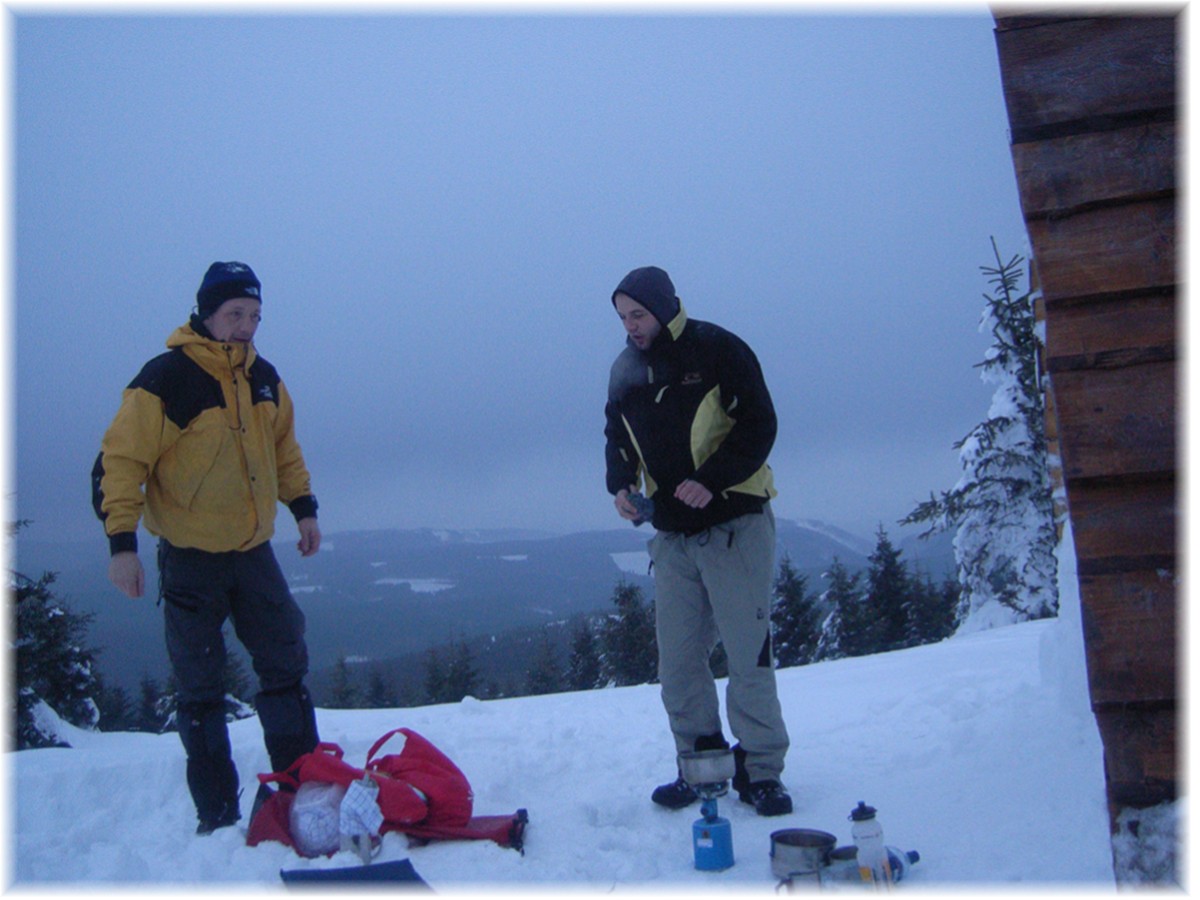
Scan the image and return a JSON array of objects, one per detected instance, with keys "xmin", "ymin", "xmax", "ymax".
[
  {"xmin": 196, "ymin": 802, "xmax": 241, "ymax": 835},
  {"xmin": 737, "ymin": 780, "xmax": 793, "ymax": 817},
  {"xmin": 651, "ymin": 774, "xmax": 699, "ymax": 810}
]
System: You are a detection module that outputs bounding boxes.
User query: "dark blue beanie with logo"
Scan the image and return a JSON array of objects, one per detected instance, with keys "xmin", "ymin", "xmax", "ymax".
[
  {"xmin": 196, "ymin": 261, "xmax": 262, "ymax": 318},
  {"xmin": 612, "ymin": 265, "xmax": 680, "ymax": 328}
]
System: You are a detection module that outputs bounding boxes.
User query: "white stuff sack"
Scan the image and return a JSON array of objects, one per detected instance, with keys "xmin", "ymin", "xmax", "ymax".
[{"xmin": 289, "ymin": 780, "xmax": 347, "ymax": 857}]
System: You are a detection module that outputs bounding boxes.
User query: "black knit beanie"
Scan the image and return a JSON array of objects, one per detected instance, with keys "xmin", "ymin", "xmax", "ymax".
[
  {"xmin": 612, "ymin": 266, "xmax": 680, "ymax": 327},
  {"xmin": 196, "ymin": 261, "xmax": 262, "ymax": 319}
]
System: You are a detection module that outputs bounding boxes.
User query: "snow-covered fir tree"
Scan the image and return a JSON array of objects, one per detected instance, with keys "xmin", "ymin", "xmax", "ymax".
[
  {"xmin": 13, "ymin": 568, "xmax": 101, "ymax": 748},
  {"xmin": 904, "ymin": 241, "xmax": 1059, "ymax": 631},
  {"xmin": 903, "ymin": 572, "xmax": 960, "ymax": 647},
  {"xmin": 424, "ymin": 640, "xmax": 480, "ymax": 704},
  {"xmin": 525, "ymin": 629, "xmax": 564, "ymax": 696},
  {"xmin": 365, "ymin": 667, "xmax": 398, "ymax": 708},
  {"xmin": 137, "ymin": 676, "xmax": 167, "ymax": 733},
  {"xmin": 445, "ymin": 640, "xmax": 481, "ymax": 701},
  {"xmin": 422, "ymin": 646, "xmax": 450, "ymax": 704},
  {"xmin": 600, "ymin": 581, "xmax": 657, "ymax": 686},
  {"xmin": 864, "ymin": 527, "xmax": 912, "ymax": 653},
  {"xmin": 566, "ymin": 619, "xmax": 603, "ymax": 691},
  {"xmin": 94, "ymin": 676, "xmax": 135, "ymax": 731},
  {"xmin": 329, "ymin": 653, "xmax": 362, "ymax": 708},
  {"xmin": 771, "ymin": 554, "xmax": 821, "ymax": 667},
  {"xmin": 814, "ymin": 558, "xmax": 863, "ymax": 661}
]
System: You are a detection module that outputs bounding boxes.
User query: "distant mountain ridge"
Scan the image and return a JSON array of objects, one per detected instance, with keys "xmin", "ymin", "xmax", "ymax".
[{"xmin": 14, "ymin": 520, "xmax": 954, "ymax": 695}]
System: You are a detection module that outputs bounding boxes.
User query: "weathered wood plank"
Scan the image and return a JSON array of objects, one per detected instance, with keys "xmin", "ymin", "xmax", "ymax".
[
  {"xmin": 1079, "ymin": 569, "xmax": 1177, "ymax": 705},
  {"xmin": 1050, "ymin": 363, "xmax": 1175, "ymax": 479},
  {"xmin": 995, "ymin": 15, "xmax": 1177, "ymax": 135},
  {"xmin": 1043, "ymin": 290, "xmax": 1176, "ymax": 361},
  {"xmin": 1011, "ymin": 120, "xmax": 1175, "ymax": 216},
  {"xmin": 992, "ymin": 7, "xmax": 1168, "ymax": 31},
  {"xmin": 1065, "ymin": 478, "xmax": 1177, "ymax": 563},
  {"xmin": 1027, "ymin": 198, "xmax": 1175, "ymax": 300},
  {"xmin": 1093, "ymin": 705, "xmax": 1177, "ymax": 809},
  {"xmin": 996, "ymin": 5, "xmax": 1181, "ymax": 817},
  {"xmin": 994, "ymin": 14, "xmax": 1089, "ymax": 33}
]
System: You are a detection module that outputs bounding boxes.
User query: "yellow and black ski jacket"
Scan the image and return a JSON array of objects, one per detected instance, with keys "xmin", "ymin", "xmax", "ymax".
[
  {"xmin": 605, "ymin": 304, "xmax": 777, "ymax": 535},
  {"xmin": 92, "ymin": 321, "xmax": 318, "ymax": 555}
]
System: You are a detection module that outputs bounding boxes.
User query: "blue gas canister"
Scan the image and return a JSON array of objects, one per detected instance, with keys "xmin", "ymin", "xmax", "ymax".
[{"xmin": 693, "ymin": 799, "xmax": 735, "ymax": 870}]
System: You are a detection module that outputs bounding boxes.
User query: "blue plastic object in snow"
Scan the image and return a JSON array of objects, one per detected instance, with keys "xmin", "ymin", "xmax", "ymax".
[
  {"xmin": 693, "ymin": 798, "xmax": 735, "ymax": 871},
  {"xmin": 280, "ymin": 858, "xmax": 430, "ymax": 887},
  {"xmin": 887, "ymin": 847, "xmax": 921, "ymax": 882}
]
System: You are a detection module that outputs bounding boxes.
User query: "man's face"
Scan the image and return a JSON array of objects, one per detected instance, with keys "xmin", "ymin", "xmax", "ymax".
[
  {"xmin": 205, "ymin": 297, "xmax": 262, "ymax": 343},
  {"xmin": 614, "ymin": 293, "xmax": 661, "ymax": 350}
]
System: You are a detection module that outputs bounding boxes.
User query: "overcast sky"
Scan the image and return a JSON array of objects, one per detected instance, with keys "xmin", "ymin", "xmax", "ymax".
[{"xmin": 11, "ymin": 6, "xmax": 1032, "ymax": 545}]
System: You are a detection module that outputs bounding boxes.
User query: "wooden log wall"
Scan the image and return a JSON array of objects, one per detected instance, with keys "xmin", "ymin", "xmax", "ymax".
[{"xmin": 992, "ymin": 12, "xmax": 1179, "ymax": 820}]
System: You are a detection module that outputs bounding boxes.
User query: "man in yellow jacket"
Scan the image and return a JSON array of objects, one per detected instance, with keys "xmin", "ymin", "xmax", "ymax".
[{"xmin": 92, "ymin": 261, "xmax": 322, "ymax": 834}]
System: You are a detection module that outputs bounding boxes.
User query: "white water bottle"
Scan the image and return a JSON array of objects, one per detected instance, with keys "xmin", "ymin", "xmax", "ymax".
[{"xmin": 849, "ymin": 802, "xmax": 893, "ymax": 888}]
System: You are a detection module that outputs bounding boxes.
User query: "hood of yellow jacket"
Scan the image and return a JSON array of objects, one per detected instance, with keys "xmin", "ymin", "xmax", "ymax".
[{"xmin": 167, "ymin": 322, "xmax": 257, "ymax": 371}]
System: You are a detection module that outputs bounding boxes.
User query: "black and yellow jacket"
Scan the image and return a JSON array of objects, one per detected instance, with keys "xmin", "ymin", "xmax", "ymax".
[
  {"xmin": 92, "ymin": 320, "xmax": 318, "ymax": 555},
  {"xmin": 605, "ymin": 303, "xmax": 777, "ymax": 535}
]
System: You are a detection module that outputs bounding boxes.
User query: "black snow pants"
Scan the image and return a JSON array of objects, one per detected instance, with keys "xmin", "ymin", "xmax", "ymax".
[{"xmin": 159, "ymin": 539, "xmax": 319, "ymax": 827}]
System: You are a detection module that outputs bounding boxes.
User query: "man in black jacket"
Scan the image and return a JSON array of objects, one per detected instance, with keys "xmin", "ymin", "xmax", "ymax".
[{"xmin": 605, "ymin": 265, "xmax": 792, "ymax": 816}]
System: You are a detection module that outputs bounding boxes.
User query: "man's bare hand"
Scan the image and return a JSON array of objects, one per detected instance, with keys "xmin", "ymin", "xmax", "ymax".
[
  {"xmin": 297, "ymin": 517, "xmax": 321, "ymax": 557},
  {"xmin": 108, "ymin": 551, "xmax": 145, "ymax": 599},
  {"xmin": 674, "ymin": 479, "xmax": 714, "ymax": 509}
]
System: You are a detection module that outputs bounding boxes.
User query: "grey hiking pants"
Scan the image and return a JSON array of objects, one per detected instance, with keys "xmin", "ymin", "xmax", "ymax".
[{"xmin": 649, "ymin": 504, "xmax": 790, "ymax": 784}]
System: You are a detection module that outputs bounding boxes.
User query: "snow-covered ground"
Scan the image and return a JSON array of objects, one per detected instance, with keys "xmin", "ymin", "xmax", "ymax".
[
  {"xmin": 5, "ymin": 534, "xmax": 1153, "ymax": 892},
  {"xmin": 7, "ymin": 618, "xmax": 1116, "ymax": 891}
]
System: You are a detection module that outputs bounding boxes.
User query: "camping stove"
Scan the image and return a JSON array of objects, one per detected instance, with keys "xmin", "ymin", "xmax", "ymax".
[{"xmin": 678, "ymin": 749, "xmax": 736, "ymax": 871}]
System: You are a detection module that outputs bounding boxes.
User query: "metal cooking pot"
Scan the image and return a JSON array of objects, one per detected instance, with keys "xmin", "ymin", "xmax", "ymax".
[
  {"xmin": 770, "ymin": 828, "xmax": 838, "ymax": 880},
  {"xmin": 678, "ymin": 749, "xmax": 735, "ymax": 787}
]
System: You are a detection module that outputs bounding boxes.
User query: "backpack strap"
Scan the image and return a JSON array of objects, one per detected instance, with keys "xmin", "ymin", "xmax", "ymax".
[
  {"xmin": 257, "ymin": 742, "xmax": 347, "ymax": 790},
  {"xmin": 365, "ymin": 729, "xmax": 409, "ymax": 765}
]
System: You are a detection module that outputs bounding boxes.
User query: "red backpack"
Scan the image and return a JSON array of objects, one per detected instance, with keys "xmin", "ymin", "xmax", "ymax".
[
  {"xmin": 362, "ymin": 727, "xmax": 474, "ymax": 828},
  {"xmin": 247, "ymin": 727, "xmax": 475, "ymax": 849}
]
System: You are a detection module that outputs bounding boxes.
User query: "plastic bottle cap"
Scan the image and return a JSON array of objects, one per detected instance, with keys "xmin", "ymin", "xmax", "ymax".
[{"xmin": 849, "ymin": 801, "xmax": 877, "ymax": 821}]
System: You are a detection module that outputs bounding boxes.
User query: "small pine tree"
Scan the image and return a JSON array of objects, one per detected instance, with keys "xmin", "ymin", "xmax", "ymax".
[
  {"xmin": 903, "ymin": 573, "xmax": 960, "ymax": 646},
  {"xmin": 566, "ymin": 619, "xmax": 602, "ymax": 691},
  {"xmin": 600, "ymin": 580, "xmax": 657, "ymax": 686},
  {"xmin": 423, "ymin": 647, "xmax": 448, "ymax": 704},
  {"xmin": 443, "ymin": 640, "xmax": 479, "ymax": 703},
  {"xmin": 365, "ymin": 668, "xmax": 397, "ymax": 708},
  {"xmin": 329, "ymin": 653, "xmax": 361, "ymax": 708},
  {"xmin": 137, "ymin": 676, "xmax": 166, "ymax": 733},
  {"xmin": 814, "ymin": 558, "xmax": 864, "ymax": 661},
  {"xmin": 94, "ymin": 675, "xmax": 135, "ymax": 732},
  {"xmin": 771, "ymin": 554, "xmax": 822, "ymax": 667},
  {"xmin": 525, "ymin": 630, "xmax": 564, "ymax": 696},
  {"xmin": 864, "ymin": 527, "xmax": 912, "ymax": 653},
  {"xmin": 904, "ymin": 241, "xmax": 1059, "ymax": 631},
  {"xmin": 13, "ymin": 569, "xmax": 101, "ymax": 748}
]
